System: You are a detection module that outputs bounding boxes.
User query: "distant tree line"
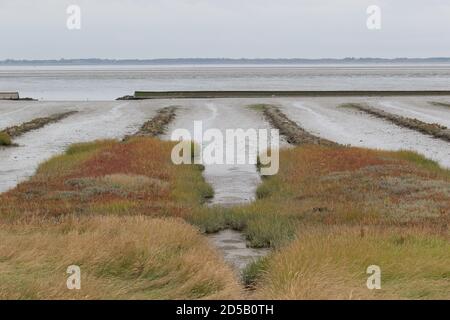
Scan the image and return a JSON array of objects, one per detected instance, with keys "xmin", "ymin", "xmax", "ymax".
[{"xmin": 1, "ymin": 57, "xmax": 450, "ymax": 66}]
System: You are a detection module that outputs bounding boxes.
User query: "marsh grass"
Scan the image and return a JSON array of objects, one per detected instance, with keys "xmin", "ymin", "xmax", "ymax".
[
  {"xmin": 1, "ymin": 137, "xmax": 212, "ymax": 220},
  {"xmin": 242, "ymin": 256, "xmax": 270, "ymax": 288},
  {"xmin": 0, "ymin": 137, "xmax": 239, "ymax": 299},
  {"xmin": 0, "ymin": 216, "xmax": 241, "ymax": 299},
  {"xmin": 1, "ymin": 132, "xmax": 449, "ymax": 299},
  {"xmin": 254, "ymin": 226, "xmax": 449, "ymax": 299}
]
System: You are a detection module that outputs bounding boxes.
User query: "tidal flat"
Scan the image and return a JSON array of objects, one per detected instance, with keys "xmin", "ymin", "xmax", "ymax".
[{"xmin": 0, "ymin": 96, "xmax": 449, "ymax": 299}]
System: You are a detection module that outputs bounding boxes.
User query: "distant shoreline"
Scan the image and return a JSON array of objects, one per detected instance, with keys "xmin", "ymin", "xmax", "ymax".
[{"xmin": 2, "ymin": 57, "xmax": 450, "ymax": 66}]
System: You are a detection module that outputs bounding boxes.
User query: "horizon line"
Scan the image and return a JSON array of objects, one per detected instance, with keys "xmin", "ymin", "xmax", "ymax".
[{"xmin": 2, "ymin": 57, "xmax": 450, "ymax": 62}]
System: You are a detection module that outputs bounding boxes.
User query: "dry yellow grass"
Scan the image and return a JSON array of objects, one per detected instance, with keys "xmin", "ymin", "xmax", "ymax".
[
  {"xmin": 0, "ymin": 216, "xmax": 241, "ymax": 299},
  {"xmin": 253, "ymin": 226, "xmax": 449, "ymax": 300}
]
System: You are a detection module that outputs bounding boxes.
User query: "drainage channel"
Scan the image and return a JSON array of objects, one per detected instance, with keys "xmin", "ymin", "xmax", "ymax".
[{"xmin": 163, "ymin": 100, "xmax": 274, "ymax": 274}]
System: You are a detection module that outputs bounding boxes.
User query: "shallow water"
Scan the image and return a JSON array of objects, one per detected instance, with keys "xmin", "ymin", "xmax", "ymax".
[
  {"xmin": 2, "ymin": 64, "xmax": 450, "ymax": 100},
  {"xmin": 208, "ymin": 230, "xmax": 269, "ymax": 272}
]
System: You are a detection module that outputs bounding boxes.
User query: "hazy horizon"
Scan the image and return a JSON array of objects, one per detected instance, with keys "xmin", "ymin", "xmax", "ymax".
[
  {"xmin": 2, "ymin": 57, "xmax": 450, "ymax": 64},
  {"xmin": 1, "ymin": 0, "xmax": 449, "ymax": 60}
]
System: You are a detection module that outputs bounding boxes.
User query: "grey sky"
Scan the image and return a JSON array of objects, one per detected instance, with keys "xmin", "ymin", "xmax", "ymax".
[{"xmin": 1, "ymin": 0, "xmax": 449, "ymax": 59}]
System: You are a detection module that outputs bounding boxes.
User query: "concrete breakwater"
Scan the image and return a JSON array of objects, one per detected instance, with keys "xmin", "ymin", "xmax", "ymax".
[
  {"xmin": 0, "ymin": 92, "xmax": 36, "ymax": 101},
  {"xmin": 0, "ymin": 92, "xmax": 19, "ymax": 100},
  {"xmin": 117, "ymin": 90, "xmax": 450, "ymax": 100}
]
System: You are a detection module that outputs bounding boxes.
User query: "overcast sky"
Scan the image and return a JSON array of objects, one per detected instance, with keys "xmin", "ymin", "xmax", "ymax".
[{"xmin": 1, "ymin": 0, "xmax": 449, "ymax": 60}]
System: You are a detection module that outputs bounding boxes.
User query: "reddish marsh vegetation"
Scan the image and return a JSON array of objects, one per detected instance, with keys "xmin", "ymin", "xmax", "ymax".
[{"xmin": 0, "ymin": 137, "xmax": 212, "ymax": 221}]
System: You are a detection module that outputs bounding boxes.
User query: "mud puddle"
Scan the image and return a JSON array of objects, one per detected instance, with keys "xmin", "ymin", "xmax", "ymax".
[{"xmin": 208, "ymin": 230, "xmax": 269, "ymax": 272}]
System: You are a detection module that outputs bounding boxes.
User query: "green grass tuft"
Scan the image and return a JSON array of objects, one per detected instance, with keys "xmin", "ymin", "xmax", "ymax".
[{"xmin": 242, "ymin": 256, "xmax": 269, "ymax": 288}]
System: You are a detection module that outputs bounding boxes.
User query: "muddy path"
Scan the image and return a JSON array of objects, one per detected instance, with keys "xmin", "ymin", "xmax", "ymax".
[{"xmin": 163, "ymin": 100, "xmax": 273, "ymax": 206}]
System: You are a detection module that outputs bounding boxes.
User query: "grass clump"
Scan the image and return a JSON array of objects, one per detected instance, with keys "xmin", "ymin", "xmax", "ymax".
[
  {"xmin": 254, "ymin": 226, "xmax": 450, "ymax": 299},
  {"xmin": 242, "ymin": 256, "xmax": 270, "ymax": 288},
  {"xmin": 188, "ymin": 206, "xmax": 228, "ymax": 233},
  {"xmin": 0, "ymin": 132, "xmax": 12, "ymax": 146}
]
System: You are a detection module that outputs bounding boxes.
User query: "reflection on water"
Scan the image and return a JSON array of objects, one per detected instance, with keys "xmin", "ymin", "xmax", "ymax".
[{"xmin": 209, "ymin": 230, "xmax": 269, "ymax": 272}]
